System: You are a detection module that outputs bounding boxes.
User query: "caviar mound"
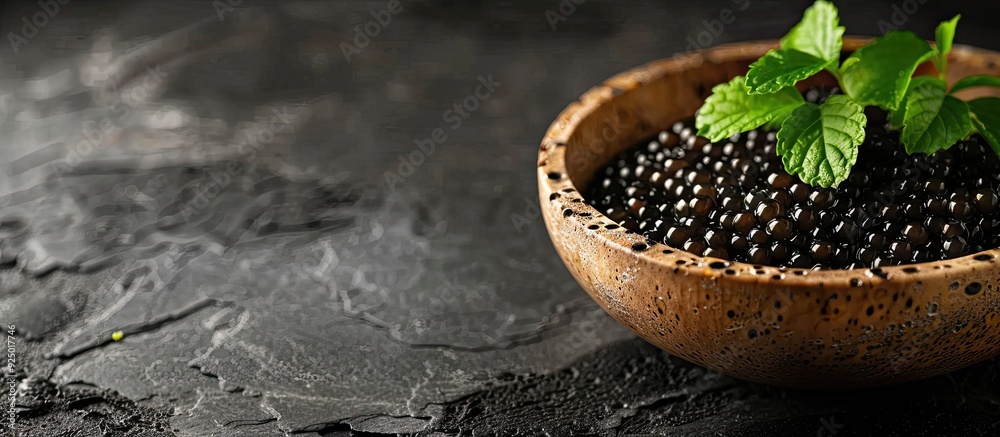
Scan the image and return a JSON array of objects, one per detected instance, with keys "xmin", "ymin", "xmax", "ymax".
[{"xmin": 585, "ymin": 91, "xmax": 1000, "ymax": 269}]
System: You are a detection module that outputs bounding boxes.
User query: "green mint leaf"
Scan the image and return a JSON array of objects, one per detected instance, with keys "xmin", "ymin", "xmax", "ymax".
[
  {"xmin": 968, "ymin": 97, "xmax": 1000, "ymax": 155},
  {"xmin": 901, "ymin": 78, "xmax": 973, "ymax": 154},
  {"xmin": 934, "ymin": 15, "xmax": 960, "ymax": 76},
  {"xmin": 776, "ymin": 95, "xmax": 866, "ymax": 187},
  {"xmin": 746, "ymin": 49, "xmax": 832, "ymax": 94},
  {"xmin": 840, "ymin": 31, "xmax": 936, "ymax": 110},
  {"xmin": 695, "ymin": 76, "xmax": 805, "ymax": 142},
  {"xmin": 762, "ymin": 118, "xmax": 784, "ymax": 131},
  {"xmin": 949, "ymin": 74, "xmax": 1000, "ymax": 94},
  {"xmin": 780, "ymin": 0, "xmax": 845, "ymax": 63},
  {"xmin": 889, "ymin": 76, "xmax": 939, "ymax": 129}
]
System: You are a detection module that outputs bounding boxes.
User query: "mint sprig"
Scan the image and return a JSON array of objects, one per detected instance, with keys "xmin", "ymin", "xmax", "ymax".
[
  {"xmin": 900, "ymin": 78, "xmax": 972, "ymax": 154},
  {"xmin": 934, "ymin": 15, "xmax": 960, "ymax": 80},
  {"xmin": 889, "ymin": 75, "xmax": 937, "ymax": 129},
  {"xmin": 695, "ymin": 77, "xmax": 804, "ymax": 142},
  {"xmin": 778, "ymin": 0, "xmax": 844, "ymax": 63},
  {"xmin": 839, "ymin": 31, "xmax": 935, "ymax": 110},
  {"xmin": 949, "ymin": 74, "xmax": 1000, "ymax": 94},
  {"xmin": 969, "ymin": 98, "xmax": 1000, "ymax": 154},
  {"xmin": 694, "ymin": 3, "xmax": 999, "ymax": 187},
  {"xmin": 745, "ymin": 0, "xmax": 843, "ymax": 94},
  {"xmin": 746, "ymin": 49, "xmax": 832, "ymax": 95},
  {"xmin": 777, "ymin": 95, "xmax": 866, "ymax": 187}
]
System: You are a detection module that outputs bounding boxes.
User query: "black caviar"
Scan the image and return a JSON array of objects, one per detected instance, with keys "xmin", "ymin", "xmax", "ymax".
[{"xmin": 585, "ymin": 90, "xmax": 1000, "ymax": 269}]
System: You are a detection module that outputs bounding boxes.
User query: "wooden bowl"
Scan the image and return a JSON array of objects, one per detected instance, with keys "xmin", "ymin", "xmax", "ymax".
[{"xmin": 537, "ymin": 38, "xmax": 1000, "ymax": 389}]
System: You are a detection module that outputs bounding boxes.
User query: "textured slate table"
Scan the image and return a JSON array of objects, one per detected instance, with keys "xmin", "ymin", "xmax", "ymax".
[{"xmin": 0, "ymin": 0, "xmax": 998, "ymax": 435}]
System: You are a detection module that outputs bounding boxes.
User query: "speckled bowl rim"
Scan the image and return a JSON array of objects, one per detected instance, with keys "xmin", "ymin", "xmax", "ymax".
[{"xmin": 539, "ymin": 37, "xmax": 1000, "ymax": 290}]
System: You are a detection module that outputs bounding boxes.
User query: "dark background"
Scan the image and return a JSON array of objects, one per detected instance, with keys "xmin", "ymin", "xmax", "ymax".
[{"xmin": 0, "ymin": 0, "xmax": 997, "ymax": 436}]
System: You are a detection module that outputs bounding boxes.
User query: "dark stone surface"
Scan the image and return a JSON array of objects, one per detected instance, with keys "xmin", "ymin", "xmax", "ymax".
[
  {"xmin": 0, "ymin": 0, "xmax": 997, "ymax": 435},
  {"xmin": 6, "ymin": 378, "xmax": 173, "ymax": 436}
]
